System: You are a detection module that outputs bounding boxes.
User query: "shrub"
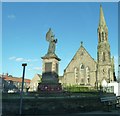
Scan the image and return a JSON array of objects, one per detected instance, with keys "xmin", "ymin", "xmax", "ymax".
[{"xmin": 64, "ymin": 86, "xmax": 97, "ymax": 92}]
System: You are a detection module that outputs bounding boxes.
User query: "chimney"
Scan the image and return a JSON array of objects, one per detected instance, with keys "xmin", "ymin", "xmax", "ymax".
[{"xmin": 6, "ymin": 73, "xmax": 8, "ymax": 76}]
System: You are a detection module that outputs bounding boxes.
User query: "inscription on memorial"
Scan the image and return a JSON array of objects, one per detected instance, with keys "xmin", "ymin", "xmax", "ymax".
[{"xmin": 45, "ymin": 62, "xmax": 52, "ymax": 72}]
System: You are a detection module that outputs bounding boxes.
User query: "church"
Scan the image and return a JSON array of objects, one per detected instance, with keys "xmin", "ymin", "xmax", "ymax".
[{"xmin": 61, "ymin": 5, "xmax": 115, "ymax": 88}]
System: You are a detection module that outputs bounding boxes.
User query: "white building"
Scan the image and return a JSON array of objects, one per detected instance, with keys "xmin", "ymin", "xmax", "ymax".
[
  {"xmin": 29, "ymin": 74, "xmax": 41, "ymax": 92},
  {"xmin": 107, "ymin": 82, "xmax": 120, "ymax": 96}
]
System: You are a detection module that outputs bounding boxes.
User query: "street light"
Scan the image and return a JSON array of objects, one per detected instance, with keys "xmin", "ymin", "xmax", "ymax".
[
  {"xmin": 96, "ymin": 63, "xmax": 98, "ymax": 90},
  {"xmin": 19, "ymin": 63, "xmax": 27, "ymax": 115}
]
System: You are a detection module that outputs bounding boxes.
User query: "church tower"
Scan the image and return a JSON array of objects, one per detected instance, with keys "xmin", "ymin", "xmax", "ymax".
[{"xmin": 97, "ymin": 5, "xmax": 114, "ymax": 86}]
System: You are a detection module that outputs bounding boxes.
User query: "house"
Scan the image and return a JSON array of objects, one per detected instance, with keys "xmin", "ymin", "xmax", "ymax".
[{"xmin": 1, "ymin": 73, "xmax": 31, "ymax": 92}]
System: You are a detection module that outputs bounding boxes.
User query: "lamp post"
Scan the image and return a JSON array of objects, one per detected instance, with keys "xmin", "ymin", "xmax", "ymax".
[
  {"xmin": 96, "ymin": 63, "xmax": 98, "ymax": 90},
  {"xmin": 19, "ymin": 63, "xmax": 27, "ymax": 115}
]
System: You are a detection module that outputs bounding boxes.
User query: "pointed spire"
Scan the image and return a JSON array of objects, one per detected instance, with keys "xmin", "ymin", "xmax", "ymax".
[{"xmin": 99, "ymin": 5, "xmax": 106, "ymax": 27}]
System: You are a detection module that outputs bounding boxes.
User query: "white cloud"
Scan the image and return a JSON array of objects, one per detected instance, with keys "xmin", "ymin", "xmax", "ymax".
[
  {"xmin": 33, "ymin": 67, "xmax": 41, "ymax": 71},
  {"xmin": 27, "ymin": 67, "xmax": 41, "ymax": 72},
  {"xmin": 7, "ymin": 14, "xmax": 16, "ymax": 19},
  {"xmin": 15, "ymin": 58, "xmax": 24, "ymax": 62},
  {"xmin": 24, "ymin": 59, "xmax": 31, "ymax": 62},
  {"xmin": 15, "ymin": 58, "xmax": 33, "ymax": 62},
  {"xmin": 9, "ymin": 56, "xmax": 39, "ymax": 63}
]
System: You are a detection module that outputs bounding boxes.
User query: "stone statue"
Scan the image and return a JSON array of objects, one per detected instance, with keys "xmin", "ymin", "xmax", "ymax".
[{"xmin": 46, "ymin": 28, "xmax": 57, "ymax": 55}]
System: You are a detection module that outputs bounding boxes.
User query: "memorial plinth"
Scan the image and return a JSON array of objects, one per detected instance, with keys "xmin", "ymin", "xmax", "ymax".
[{"xmin": 38, "ymin": 28, "xmax": 62, "ymax": 92}]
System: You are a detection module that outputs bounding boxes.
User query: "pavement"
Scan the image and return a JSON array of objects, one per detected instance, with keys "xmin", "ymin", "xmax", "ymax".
[{"xmin": 2, "ymin": 110, "xmax": 119, "ymax": 116}]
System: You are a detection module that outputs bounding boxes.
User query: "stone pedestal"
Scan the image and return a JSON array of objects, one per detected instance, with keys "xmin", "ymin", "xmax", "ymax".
[{"xmin": 38, "ymin": 54, "xmax": 62, "ymax": 92}]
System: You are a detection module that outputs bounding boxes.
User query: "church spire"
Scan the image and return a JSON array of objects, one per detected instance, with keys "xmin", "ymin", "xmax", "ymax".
[
  {"xmin": 97, "ymin": 5, "xmax": 114, "ymax": 85},
  {"xmin": 98, "ymin": 5, "xmax": 108, "ymax": 43},
  {"xmin": 99, "ymin": 5, "xmax": 106, "ymax": 27}
]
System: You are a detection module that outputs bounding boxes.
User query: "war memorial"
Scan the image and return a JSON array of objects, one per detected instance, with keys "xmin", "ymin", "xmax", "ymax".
[
  {"xmin": 2, "ymin": 5, "xmax": 120, "ymax": 116},
  {"xmin": 38, "ymin": 28, "xmax": 62, "ymax": 92}
]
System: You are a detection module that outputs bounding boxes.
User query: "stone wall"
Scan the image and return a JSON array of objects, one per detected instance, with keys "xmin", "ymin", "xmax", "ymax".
[{"xmin": 2, "ymin": 92, "xmax": 105, "ymax": 115}]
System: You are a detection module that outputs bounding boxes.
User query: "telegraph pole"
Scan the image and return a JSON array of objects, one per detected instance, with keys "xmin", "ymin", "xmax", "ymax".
[{"xmin": 19, "ymin": 63, "xmax": 27, "ymax": 115}]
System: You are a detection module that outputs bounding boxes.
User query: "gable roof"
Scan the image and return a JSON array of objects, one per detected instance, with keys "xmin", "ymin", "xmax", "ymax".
[
  {"xmin": 3, "ymin": 75, "xmax": 31, "ymax": 83},
  {"xmin": 64, "ymin": 43, "xmax": 96, "ymax": 71},
  {"xmin": 31, "ymin": 74, "xmax": 41, "ymax": 82}
]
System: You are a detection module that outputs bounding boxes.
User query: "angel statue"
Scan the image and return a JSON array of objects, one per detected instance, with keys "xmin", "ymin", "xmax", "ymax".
[{"xmin": 46, "ymin": 28, "xmax": 57, "ymax": 55}]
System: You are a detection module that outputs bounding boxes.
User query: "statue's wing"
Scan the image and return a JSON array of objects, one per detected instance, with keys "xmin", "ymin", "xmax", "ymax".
[{"xmin": 46, "ymin": 28, "xmax": 52, "ymax": 42}]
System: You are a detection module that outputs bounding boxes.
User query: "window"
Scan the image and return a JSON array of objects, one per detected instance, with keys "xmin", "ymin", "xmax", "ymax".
[
  {"xmin": 80, "ymin": 64, "xmax": 84, "ymax": 70},
  {"xmin": 87, "ymin": 77, "xmax": 90, "ymax": 84},
  {"xmin": 74, "ymin": 67, "xmax": 78, "ymax": 84},
  {"xmin": 86, "ymin": 67, "xmax": 90, "ymax": 85},
  {"xmin": 81, "ymin": 78, "xmax": 84, "ymax": 85},
  {"xmin": 105, "ymin": 32, "xmax": 108, "ymax": 40},
  {"xmin": 80, "ymin": 50, "xmax": 84, "ymax": 56},
  {"xmin": 103, "ymin": 52, "xmax": 105, "ymax": 61},
  {"xmin": 86, "ymin": 67, "xmax": 89, "ymax": 70},
  {"xmin": 102, "ymin": 69, "xmax": 105, "ymax": 75},
  {"xmin": 102, "ymin": 32, "xmax": 104, "ymax": 41},
  {"xmin": 75, "ymin": 77, "xmax": 78, "ymax": 84},
  {"xmin": 99, "ymin": 33, "xmax": 101, "ymax": 39},
  {"xmin": 80, "ymin": 64, "xmax": 85, "ymax": 85},
  {"xmin": 74, "ymin": 68, "xmax": 78, "ymax": 77},
  {"xmin": 86, "ymin": 67, "xmax": 90, "ymax": 75},
  {"xmin": 99, "ymin": 32, "xmax": 101, "ymax": 42}
]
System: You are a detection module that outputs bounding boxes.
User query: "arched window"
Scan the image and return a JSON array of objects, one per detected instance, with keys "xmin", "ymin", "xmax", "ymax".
[
  {"xmin": 86, "ymin": 67, "xmax": 90, "ymax": 85},
  {"xmin": 80, "ymin": 64, "xmax": 84, "ymax": 70},
  {"xmin": 87, "ymin": 77, "xmax": 90, "ymax": 85},
  {"xmin": 102, "ymin": 32, "xmax": 104, "ymax": 41},
  {"xmin": 75, "ymin": 78, "xmax": 78, "ymax": 84},
  {"xmin": 81, "ymin": 78, "xmax": 84, "ymax": 85},
  {"xmin": 105, "ymin": 32, "xmax": 108, "ymax": 40},
  {"xmin": 86, "ymin": 67, "xmax": 90, "ymax": 75},
  {"xmin": 99, "ymin": 33, "xmax": 101, "ymax": 41},
  {"xmin": 103, "ymin": 52, "xmax": 105, "ymax": 61},
  {"xmin": 102, "ymin": 69, "xmax": 105, "ymax": 75},
  {"xmin": 74, "ymin": 67, "xmax": 78, "ymax": 78},
  {"xmin": 86, "ymin": 67, "xmax": 90, "ymax": 72},
  {"xmin": 74, "ymin": 67, "xmax": 78, "ymax": 84},
  {"xmin": 80, "ymin": 64, "xmax": 85, "ymax": 85}
]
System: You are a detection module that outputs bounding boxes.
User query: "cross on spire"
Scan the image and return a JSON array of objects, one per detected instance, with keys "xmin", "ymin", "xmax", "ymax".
[{"xmin": 81, "ymin": 41, "xmax": 83, "ymax": 46}]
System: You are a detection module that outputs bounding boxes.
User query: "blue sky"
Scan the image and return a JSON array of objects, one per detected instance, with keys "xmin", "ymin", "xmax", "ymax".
[{"xmin": 2, "ymin": 2, "xmax": 118, "ymax": 79}]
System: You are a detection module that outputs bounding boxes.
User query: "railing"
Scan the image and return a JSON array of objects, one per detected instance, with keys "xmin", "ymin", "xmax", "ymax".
[
  {"xmin": 116, "ymin": 96, "xmax": 120, "ymax": 108},
  {"xmin": 100, "ymin": 96, "xmax": 117, "ymax": 111}
]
